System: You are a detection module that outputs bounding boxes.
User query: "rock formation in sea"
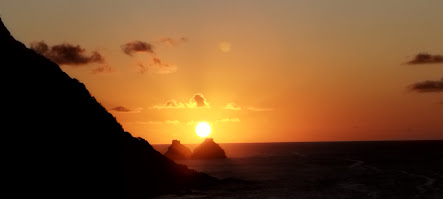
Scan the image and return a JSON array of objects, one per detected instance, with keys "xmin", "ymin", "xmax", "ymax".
[
  {"xmin": 0, "ymin": 17, "xmax": 216, "ymax": 198},
  {"xmin": 192, "ymin": 138, "xmax": 227, "ymax": 159},
  {"xmin": 165, "ymin": 140, "xmax": 193, "ymax": 160}
]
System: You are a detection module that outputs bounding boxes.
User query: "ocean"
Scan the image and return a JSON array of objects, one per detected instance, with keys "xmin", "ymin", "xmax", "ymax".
[{"xmin": 153, "ymin": 141, "xmax": 443, "ymax": 198}]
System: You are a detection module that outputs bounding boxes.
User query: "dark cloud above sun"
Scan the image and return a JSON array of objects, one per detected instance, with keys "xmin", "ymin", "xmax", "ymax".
[{"xmin": 188, "ymin": 93, "xmax": 209, "ymax": 108}]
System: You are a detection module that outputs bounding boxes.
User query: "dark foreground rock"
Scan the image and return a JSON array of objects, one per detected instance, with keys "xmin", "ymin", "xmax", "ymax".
[
  {"xmin": 1, "ymin": 17, "xmax": 216, "ymax": 198},
  {"xmin": 192, "ymin": 138, "xmax": 227, "ymax": 159},
  {"xmin": 165, "ymin": 140, "xmax": 193, "ymax": 160}
]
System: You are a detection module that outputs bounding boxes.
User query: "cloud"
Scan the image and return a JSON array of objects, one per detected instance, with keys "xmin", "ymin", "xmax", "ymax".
[
  {"xmin": 151, "ymin": 94, "xmax": 210, "ymax": 109},
  {"xmin": 186, "ymin": 120, "xmax": 197, "ymax": 126},
  {"xmin": 224, "ymin": 103, "xmax": 274, "ymax": 111},
  {"xmin": 151, "ymin": 57, "xmax": 177, "ymax": 74},
  {"xmin": 247, "ymin": 106, "xmax": 274, "ymax": 111},
  {"xmin": 151, "ymin": 99, "xmax": 185, "ymax": 109},
  {"xmin": 30, "ymin": 41, "xmax": 105, "ymax": 66},
  {"xmin": 224, "ymin": 103, "xmax": 241, "ymax": 111},
  {"xmin": 408, "ymin": 78, "xmax": 443, "ymax": 93},
  {"xmin": 407, "ymin": 53, "xmax": 443, "ymax": 65},
  {"xmin": 164, "ymin": 120, "xmax": 181, "ymax": 125},
  {"xmin": 135, "ymin": 120, "xmax": 181, "ymax": 125},
  {"xmin": 110, "ymin": 106, "xmax": 131, "ymax": 112},
  {"xmin": 91, "ymin": 64, "xmax": 112, "ymax": 74},
  {"xmin": 187, "ymin": 93, "xmax": 209, "ymax": 108},
  {"xmin": 158, "ymin": 37, "xmax": 187, "ymax": 47},
  {"xmin": 137, "ymin": 63, "xmax": 148, "ymax": 74},
  {"xmin": 121, "ymin": 41, "xmax": 154, "ymax": 56},
  {"xmin": 110, "ymin": 106, "xmax": 142, "ymax": 113},
  {"xmin": 121, "ymin": 40, "xmax": 178, "ymax": 74},
  {"xmin": 216, "ymin": 118, "xmax": 240, "ymax": 123}
]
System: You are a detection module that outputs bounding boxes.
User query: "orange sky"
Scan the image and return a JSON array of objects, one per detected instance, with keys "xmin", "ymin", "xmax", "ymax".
[{"xmin": 1, "ymin": 0, "xmax": 442, "ymax": 143}]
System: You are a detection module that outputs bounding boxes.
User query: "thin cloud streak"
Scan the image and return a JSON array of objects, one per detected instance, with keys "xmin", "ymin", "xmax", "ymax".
[
  {"xmin": 151, "ymin": 99, "xmax": 185, "ymax": 109},
  {"xmin": 110, "ymin": 106, "xmax": 142, "ymax": 113},
  {"xmin": 224, "ymin": 103, "xmax": 242, "ymax": 111},
  {"xmin": 407, "ymin": 53, "xmax": 443, "ymax": 65},
  {"xmin": 91, "ymin": 64, "xmax": 112, "ymax": 74},
  {"xmin": 408, "ymin": 78, "xmax": 443, "ymax": 93},
  {"xmin": 134, "ymin": 120, "xmax": 181, "ymax": 125},
  {"xmin": 216, "ymin": 118, "xmax": 240, "ymax": 123},
  {"xmin": 157, "ymin": 37, "xmax": 187, "ymax": 47},
  {"xmin": 247, "ymin": 106, "xmax": 274, "ymax": 111}
]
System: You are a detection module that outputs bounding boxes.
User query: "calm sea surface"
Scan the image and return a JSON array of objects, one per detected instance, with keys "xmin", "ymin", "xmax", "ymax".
[{"xmin": 153, "ymin": 141, "xmax": 443, "ymax": 199}]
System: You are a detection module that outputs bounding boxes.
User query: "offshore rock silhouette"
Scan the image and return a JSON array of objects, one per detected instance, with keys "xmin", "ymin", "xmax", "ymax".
[
  {"xmin": 165, "ymin": 140, "xmax": 193, "ymax": 160},
  {"xmin": 192, "ymin": 138, "xmax": 227, "ymax": 159},
  {"xmin": 0, "ymin": 17, "xmax": 216, "ymax": 198}
]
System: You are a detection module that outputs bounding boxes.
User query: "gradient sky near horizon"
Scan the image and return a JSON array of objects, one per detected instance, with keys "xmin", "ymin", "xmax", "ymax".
[{"xmin": 1, "ymin": 0, "xmax": 442, "ymax": 144}]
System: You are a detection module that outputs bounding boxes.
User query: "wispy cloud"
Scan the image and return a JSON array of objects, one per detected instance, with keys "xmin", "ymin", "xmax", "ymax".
[
  {"xmin": 224, "ymin": 103, "xmax": 242, "ymax": 111},
  {"xmin": 135, "ymin": 120, "xmax": 181, "ymax": 125},
  {"xmin": 406, "ymin": 53, "xmax": 443, "ymax": 65},
  {"xmin": 137, "ymin": 63, "xmax": 148, "ymax": 74},
  {"xmin": 186, "ymin": 120, "xmax": 197, "ymax": 126},
  {"xmin": 186, "ymin": 118, "xmax": 240, "ymax": 125},
  {"xmin": 151, "ymin": 57, "xmax": 178, "ymax": 74},
  {"xmin": 151, "ymin": 99, "xmax": 185, "ymax": 109},
  {"xmin": 91, "ymin": 64, "xmax": 112, "ymax": 74},
  {"xmin": 216, "ymin": 118, "xmax": 240, "ymax": 123},
  {"xmin": 110, "ymin": 106, "xmax": 142, "ymax": 113},
  {"xmin": 247, "ymin": 106, "xmax": 274, "ymax": 111},
  {"xmin": 151, "ymin": 94, "xmax": 210, "ymax": 109},
  {"xmin": 30, "ymin": 41, "xmax": 106, "ymax": 66},
  {"xmin": 164, "ymin": 120, "xmax": 181, "ymax": 125},
  {"xmin": 157, "ymin": 37, "xmax": 187, "ymax": 47},
  {"xmin": 121, "ymin": 40, "xmax": 178, "ymax": 74},
  {"xmin": 408, "ymin": 78, "xmax": 443, "ymax": 93},
  {"xmin": 110, "ymin": 106, "xmax": 131, "ymax": 112},
  {"xmin": 136, "ymin": 59, "xmax": 177, "ymax": 74}
]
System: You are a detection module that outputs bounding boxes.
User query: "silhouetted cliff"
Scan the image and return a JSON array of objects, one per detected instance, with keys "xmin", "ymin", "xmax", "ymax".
[
  {"xmin": 1, "ymin": 18, "xmax": 215, "ymax": 198},
  {"xmin": 192, "ymin": 138, "xmax": 227, "ymax": 159},
  {"xmin": 165, "ymin": 140, "xmax": 193, "ymax": 160}
]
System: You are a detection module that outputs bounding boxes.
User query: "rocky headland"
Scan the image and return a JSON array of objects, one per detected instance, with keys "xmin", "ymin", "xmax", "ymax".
[
  {"xmin": 165, "ymin": 140, "xmax": 193, "ymax": 160},
  {"xmin": 192, "ymin": 138, "xmax": 227, "ymax": 159}
]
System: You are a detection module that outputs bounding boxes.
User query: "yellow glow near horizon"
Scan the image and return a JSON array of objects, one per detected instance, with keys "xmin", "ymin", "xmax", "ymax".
[{"xmin": 195, "ymin": 122, "xmax": 211, "ymax": 137}]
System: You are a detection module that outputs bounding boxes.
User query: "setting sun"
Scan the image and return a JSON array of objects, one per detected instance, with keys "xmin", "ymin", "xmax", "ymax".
[{"xmin": 195, "ymin": 122, "xmax": 211, "ymax": 137}]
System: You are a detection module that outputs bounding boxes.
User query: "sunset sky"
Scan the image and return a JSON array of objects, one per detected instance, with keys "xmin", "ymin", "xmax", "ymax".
[{"xmin": 1, "ymin": 0, "xmax": 442, "ymax": 144}]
